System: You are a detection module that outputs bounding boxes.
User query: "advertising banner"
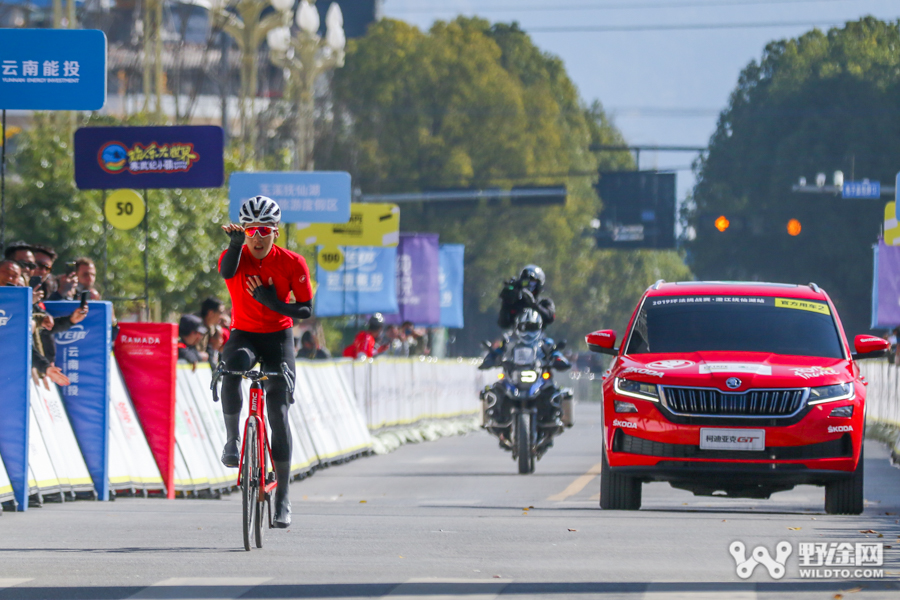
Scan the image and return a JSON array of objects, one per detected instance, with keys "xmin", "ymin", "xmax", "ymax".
[
  {"xmin": 114, "ymin": 323, "xmax": 178, "ymax": 498},
  {"xmin": 0, "ymin": 287, "xmax": 32, "ymax": 510},
  {"xmin": 74, "ymin": 125, "xmax": 225, "ymax": 190},
  {"xmin": 295, "ymin": 203, "xmax": 400, "ymax": 247},
  {"xmin": 315, "ymin": 246, "xmax": 398, "ymax": 316},
  {"xmin": 44, "ymin": 301, "xmax": 111, "ymax": 500},
  {"xmin": 871, "ymin": 239, "xmax": 900, "ymax": 328},
  {"xmin": 0, "ymin": 28, "xmax": 106, "ymax": 110},
  {"xmin": 439, "ymin": 244, "xmax": 465, "ymax": 329},
  {"xmin": 385, "ymin": 233, "xmax": 441, "ymax": 325},
  {"xmin": 229, "ymin": 171, "xmax": 351, "ymax": 224}
]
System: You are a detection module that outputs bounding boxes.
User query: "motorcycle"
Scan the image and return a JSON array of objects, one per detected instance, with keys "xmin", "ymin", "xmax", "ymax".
[{"xmin": 479, "ymin": 310, "xmax": 574, "ymax": 474}]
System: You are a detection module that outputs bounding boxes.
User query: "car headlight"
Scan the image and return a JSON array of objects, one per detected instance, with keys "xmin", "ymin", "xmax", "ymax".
[
  {"xmin": 808, "ymin": 382, "xmax": 854, "ymax": 405},
  {"xmin": 614, "ymin": 378, "xmax": 660, "ymax": 402}
]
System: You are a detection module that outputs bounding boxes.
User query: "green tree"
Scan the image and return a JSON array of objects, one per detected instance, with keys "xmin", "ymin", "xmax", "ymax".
[
  {"xmin": 321, "ymin": 18, "xmax": 690, "ymax": 351},
  {"xmin": 688, "ymin": 17, "xmax": 900, "ymax": 336}
]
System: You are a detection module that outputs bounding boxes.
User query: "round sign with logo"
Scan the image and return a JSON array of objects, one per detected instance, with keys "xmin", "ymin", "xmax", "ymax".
[
  {"xmin": 104, "ymin": 189, "xmax": 145, "ymax": 230},
  {"xmin": 317, "ymin": 246, "xmax": 344, "ymax": 272}
]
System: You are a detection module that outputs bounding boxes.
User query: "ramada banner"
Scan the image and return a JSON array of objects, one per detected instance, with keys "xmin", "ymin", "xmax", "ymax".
[
  {"xmin": 74, "ymin": 125, "xmax": 225, "ymax": 190},
  {"xmin": 114, "ymin": 323, "xmax": 178, "ymax": 498}
]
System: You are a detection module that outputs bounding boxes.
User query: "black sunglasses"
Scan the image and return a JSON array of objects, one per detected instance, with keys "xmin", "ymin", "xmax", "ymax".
[{"xmin": 17, "ymin": 261, "xmax": 36, "ymax": 270}]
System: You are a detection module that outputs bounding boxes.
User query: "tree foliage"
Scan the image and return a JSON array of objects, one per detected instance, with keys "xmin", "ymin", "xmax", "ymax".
[
  {"xmin": 688, "ymin": 17, "xmax": 900, "ymax": 336},
  {"xmin": 322, "ymin": 18, "xmax": 690, "ymax": 351}
]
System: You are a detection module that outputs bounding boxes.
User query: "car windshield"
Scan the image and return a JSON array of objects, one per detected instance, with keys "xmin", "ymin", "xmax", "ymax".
[{"xmin": 625, "ymin": 295, "xmax": 845, "ymax": 359}]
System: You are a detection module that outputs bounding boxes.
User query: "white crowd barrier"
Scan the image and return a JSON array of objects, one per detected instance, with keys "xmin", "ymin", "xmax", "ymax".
[
  {"xmin": 27, "ymin": 379, "xmax": 94, "ymax": 502},
  {"xmin": 108, "ymin": 363, "xmax": 165, "ymax": 494},
  {"xmin": 0, "ymin": 455, "xmax": 12, "ymax": 506},
  {"xmin": 859, "ymin": 360, "xmax": 900, "ymax": 429}
]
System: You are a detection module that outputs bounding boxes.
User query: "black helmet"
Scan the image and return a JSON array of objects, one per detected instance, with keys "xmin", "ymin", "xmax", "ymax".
[
  {"xmin": 517, "ymin": 309, "xmax": 543, "ymax": 332},
  {"xmin": 520, "ymin": 264, "xmax": 545, "ymax": 295},
  {"xmin": 367, "ymin": 313, "xmax": 384, "ymax": 331}
]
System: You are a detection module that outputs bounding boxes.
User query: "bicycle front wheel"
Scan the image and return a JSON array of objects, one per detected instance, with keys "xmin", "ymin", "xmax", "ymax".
[{"xmin": 242, "ymin": 420, "xmax": 258, "ymax": 551}]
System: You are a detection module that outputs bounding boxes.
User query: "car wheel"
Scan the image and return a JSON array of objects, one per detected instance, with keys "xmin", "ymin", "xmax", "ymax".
[
  {"xmin": 824, "ymin": 445, "xmax": 864, "ymax": 515},
  {"xmin": 599, "ymin": 448, "xmax": 641, "ymax": 510}
]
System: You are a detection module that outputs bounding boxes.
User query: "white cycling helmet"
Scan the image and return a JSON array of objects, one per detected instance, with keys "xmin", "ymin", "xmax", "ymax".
[{"xmin": 239, "ymin": 195, "xmax": 282, "ymax": 225}]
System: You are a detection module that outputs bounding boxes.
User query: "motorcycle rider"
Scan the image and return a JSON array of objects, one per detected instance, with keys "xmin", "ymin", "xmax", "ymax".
[{"xmin": 498, "ymin": 265, "xmax": 555, "ymax": 330}]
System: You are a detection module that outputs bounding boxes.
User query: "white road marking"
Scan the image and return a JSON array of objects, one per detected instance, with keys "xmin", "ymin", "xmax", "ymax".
[
  {"xmin": 0, "ymin": 579, "xmax": 32, "ymax": 589},
  {"xmin": 385, "ymin": 578, "xmax": 510, "ymax": 600},
  {"xmin": 547, "ymin": 461, "xmax": 604, "ymax": 501},
  {"xmin": 125, "ymin": 577, "xmax": 270, "ymax": 600},
  {"xmin": 642, "ymin": 582, "xmax": 756, "ymax": 600}
]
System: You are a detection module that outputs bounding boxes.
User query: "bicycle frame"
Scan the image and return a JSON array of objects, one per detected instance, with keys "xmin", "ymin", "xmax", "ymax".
[{"xmin": 236, "ymin": 380, "xmax": 278, "ymax": 503}]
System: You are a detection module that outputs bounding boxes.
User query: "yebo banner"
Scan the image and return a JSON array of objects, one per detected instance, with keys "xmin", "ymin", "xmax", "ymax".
[
  {"xmin": 0, "ymin": 287, "xmax": 32, "ymax": 510},
  {"xmin": 45, "ymin": 301, "xmax": 112, "ymax": 501}
]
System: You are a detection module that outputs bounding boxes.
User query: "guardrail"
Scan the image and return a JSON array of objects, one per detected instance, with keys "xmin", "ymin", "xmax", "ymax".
[{"xmin": 857, "ymin": 359, "xmax": 900, "ymax": 463}]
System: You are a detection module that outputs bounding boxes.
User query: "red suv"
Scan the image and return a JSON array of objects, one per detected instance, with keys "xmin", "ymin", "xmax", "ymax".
[{"xmin": 586, "ymin": 281, "xmax": 889, "ymax": 514}]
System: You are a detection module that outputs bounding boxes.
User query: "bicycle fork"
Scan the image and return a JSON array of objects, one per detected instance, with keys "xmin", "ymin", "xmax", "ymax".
[{"xmin": 236, "ymin": 382, "xmax": 278, "ymax": 502}]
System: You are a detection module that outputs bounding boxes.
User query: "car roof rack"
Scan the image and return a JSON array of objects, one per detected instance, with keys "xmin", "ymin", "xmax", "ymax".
[
  {"xmin": 652, "ymin": 279, "xmax": 665, "ymax": 290},
  {"xmin": 809, "ymin": 282, "xmax": 821, "ymax": 293}
]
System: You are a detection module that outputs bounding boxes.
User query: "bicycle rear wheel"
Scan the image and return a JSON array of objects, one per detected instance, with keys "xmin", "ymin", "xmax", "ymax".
[
  {"xmin": 254, "ymin": 438, "xmax": 268, "ymax": 548},
  {"xmin": 242, "ymin": 420, "xmax": 258, "ymax": 551}
]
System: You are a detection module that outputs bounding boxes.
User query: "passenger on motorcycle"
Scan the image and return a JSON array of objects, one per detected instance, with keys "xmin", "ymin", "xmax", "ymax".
[{"xmin": 498, "ymin": 264, "xmax": 555, "ymax": 330}]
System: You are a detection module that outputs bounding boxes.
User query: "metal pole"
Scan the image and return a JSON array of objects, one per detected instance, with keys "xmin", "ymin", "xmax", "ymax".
[
  {"xmin": 102, "ymin": 190, "xmax": 108, "ymax": 294},
  {"xmin": 1, "ymin": 109, "xmax": 5, "ymax": 255},
  {"xmin": 143, "ymin": 189, "xmax": 150, "ymax": 321}
]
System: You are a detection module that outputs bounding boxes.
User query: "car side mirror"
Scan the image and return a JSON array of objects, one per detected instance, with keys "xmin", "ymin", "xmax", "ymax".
[
  {"xmin": 852, "ymin": 334, "xmax": 890, "ymax": 360},
  {"xmin": 586, "ymin": 329, "xmax": 618, "ymax": 356}
]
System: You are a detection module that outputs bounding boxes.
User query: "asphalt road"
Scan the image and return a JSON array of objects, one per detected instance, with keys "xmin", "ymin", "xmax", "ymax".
[{"xmin": 2, "ymin": 403, "xmax": 900, "ymax": 599}]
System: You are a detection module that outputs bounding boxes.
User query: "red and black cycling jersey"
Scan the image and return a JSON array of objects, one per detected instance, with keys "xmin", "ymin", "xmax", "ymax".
[{"xmin": 219, "ymin": 244, "xmax": 313, "ymax": 333}]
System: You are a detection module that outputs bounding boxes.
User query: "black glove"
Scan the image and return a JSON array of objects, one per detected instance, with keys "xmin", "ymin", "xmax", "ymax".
[
  {"xmin": 227, "ymin": 228, "xmax": 245, "ymax": 245},
  {"xmin": 521, "ymin": 289, "xmax": 537, "ymax": 308},
  {"xmin": 251, "ymin": 282, "xmax": 279, "ymax": 309}
]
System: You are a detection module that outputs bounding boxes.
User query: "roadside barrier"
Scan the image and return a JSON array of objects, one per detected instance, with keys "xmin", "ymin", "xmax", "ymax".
[
  {"xmin": 0, "ymin": 456, "xmax": 12, "ymax": 506},
  {"xmin": 858, "ymin": 359, "xmax": 900, "ymax": 462}
]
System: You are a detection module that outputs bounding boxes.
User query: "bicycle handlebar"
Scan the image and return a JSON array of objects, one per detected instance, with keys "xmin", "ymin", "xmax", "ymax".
[{"xmin": 210, "ymin": 362, "xmax": 296, "ymax": 404}]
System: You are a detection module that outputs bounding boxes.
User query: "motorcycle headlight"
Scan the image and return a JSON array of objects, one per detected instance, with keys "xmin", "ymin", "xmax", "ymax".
[
  {"xmin": 614, "ymin": 378, "xmax": 660, "ymax": 402},
  {"xmin": 808, "ymin": 382, "xmax": 854, "ymax": 405}
]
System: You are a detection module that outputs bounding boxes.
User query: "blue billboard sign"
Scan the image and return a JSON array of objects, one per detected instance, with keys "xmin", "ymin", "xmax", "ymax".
[
  {"xmin": 73, "ymin": 126, "xmax": 225, "ymax": 190},
  {"xmin": 439, "ymin": 244, "xmax": 465, "ymax": 329},
  {"xmin": 842, "ymin": 180, "xmax": 881, "ymax": 199},
  {"xmin": 315, "ymin": 246, "xmax": 398, "ymax": 316},
  {"xmin": 0, "ymin": 287, "xmax": 32, "ymax": 510},
  {"xmin": 229, "ymin": 171, "xmax": 351, "ymax": 224},
  {"xmin": 45, "ymin": 301, "xmax": 112, "ymax": 501},
  {"xmin": 0, "ymin": 28, "xmax": 106, "ymax": 110}
]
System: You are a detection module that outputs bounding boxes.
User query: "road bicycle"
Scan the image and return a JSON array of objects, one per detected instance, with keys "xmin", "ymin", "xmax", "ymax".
[{"xmin": 212, "ymin": 362, "xmax": 294, "ymax": 551}]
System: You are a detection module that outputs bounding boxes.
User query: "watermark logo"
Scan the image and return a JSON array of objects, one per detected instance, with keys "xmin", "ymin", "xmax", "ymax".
[
  {"xmin": 730, "ymin": 541, "xmax": 792, "ymax": 579},
  {"xmin": 729, "ymin": 541, "xmax": 884, "ymax": 579},
  {"xmin": 56, "ymin": 324, "xmax": 89, "ymax": 345},
  {"xmin": 0, "ymin": 309, "xmax": 10, "ymax": 327}
]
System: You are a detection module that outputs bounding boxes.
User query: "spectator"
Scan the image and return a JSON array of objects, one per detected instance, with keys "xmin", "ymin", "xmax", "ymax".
[
  {"xmin": 384, "ymin": 324, "xmax": 407, "ymax": 356},
  {"xmin": 178, "ymin": 314, "xmax": 208, "ymax": 370},
  {"xmin": 0, "ymin": 259, "xmax": 22, "ymax": 286},
  {"xmin": 53, "ymin": 257, "xmax": 100, "ymax": 301},
  {"xmin": 31, "ymin": 245, "xmax": 60, "ymax": 299},
  {"xmin": 4, "ymin": 241, "xmax": 42, "ymax": 302},
  {"xmin": 196, "ymin": 296, "xmax": 225, "ymax": 366},
  {"xmin": 342, "ymin": 313, "xmax": 387, "ymax": 359},
  {"xmin": 401, "ymin": 321, "xmax": 429, "ymax": 356},
  {"xmin": 297, "ymin": 330, "xmax": 331, "ymax": 360}
]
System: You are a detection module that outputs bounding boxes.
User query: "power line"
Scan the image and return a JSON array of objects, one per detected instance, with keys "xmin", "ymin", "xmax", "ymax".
[
  {"xmin": 525, "ymin": 19, "xmax": 845, "ymax": 33},
  {"xmin": 389, "ymin": 0, "xmax": 858, "ymax": 14}
]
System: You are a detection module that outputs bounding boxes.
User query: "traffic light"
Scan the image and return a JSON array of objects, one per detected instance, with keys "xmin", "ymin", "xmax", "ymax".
[
  {"xmin": 787, "ymin": 219, "xmax": 802, "ymax": 236},
  {"xmin": 714, "ymin": 215, "xmax": 730, "ymax": 232}
]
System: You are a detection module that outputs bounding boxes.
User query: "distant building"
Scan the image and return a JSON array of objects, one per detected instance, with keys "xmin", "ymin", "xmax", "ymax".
[{"xmin": 315, "ymin": 0, "xmax": 382, "ymax": 39}]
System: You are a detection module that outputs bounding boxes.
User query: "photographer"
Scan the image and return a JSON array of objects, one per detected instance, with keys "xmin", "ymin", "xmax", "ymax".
[{"xmin": 498, "ymin": 264, "xmax": 555, "ymax": 331}]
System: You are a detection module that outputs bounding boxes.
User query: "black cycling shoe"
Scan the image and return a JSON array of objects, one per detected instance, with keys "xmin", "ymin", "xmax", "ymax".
[
  {"xmin": 221, "ymin": 438, "xmax": 240, "ymax": 468},
  {"xmin": 273, "ymin": 496, "xmax": 291, "ymax": 528}
]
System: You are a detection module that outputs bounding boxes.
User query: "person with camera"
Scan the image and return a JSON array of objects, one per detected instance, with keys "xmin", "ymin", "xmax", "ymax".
[
  {"xmin": 498, "ymin": 264, "xmax": 556, "ymax": 330},
  {"xmin": 217, "ymin": 195, "xmax": 313, "ymax": 529}
]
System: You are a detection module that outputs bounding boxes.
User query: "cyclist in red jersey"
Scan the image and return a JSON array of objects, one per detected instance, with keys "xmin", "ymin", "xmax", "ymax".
[{"xmin": 218, "ymin": 195, "xmax": 312, "ymax": 528}]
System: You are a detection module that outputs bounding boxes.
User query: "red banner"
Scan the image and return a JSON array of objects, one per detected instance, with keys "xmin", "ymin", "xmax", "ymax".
[{"xmin": 114, "ymin": 323, "xmax": 177, "ymax": 499}]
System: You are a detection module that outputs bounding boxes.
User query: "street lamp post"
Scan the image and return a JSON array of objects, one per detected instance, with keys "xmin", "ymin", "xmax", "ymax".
[
  {"xmin": 266, "ymin": 0, "xmax": 345, "ymax": 171},
  {"xmin": 213, "ymin": 0, "xmax": 291, "ymax": 160}
]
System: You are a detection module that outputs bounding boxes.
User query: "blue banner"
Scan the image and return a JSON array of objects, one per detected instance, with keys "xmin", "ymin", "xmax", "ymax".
[
  {"xmin": 0, "ymin": 28, "xmax": 106, "ymax": 110},
  {"xmin": 74, "ymin": 126, "xmax": 225, "ymax": 190},
  {"xmin": 384, "ymin": 234, "xmax": 441, "ymax": 326},
  {"xmin": 45, "ymin": 301, "xmax": 111, "ymax": 501},
  {"xmin": 0, "ymin": 287, "xmax": 32, "ymax": 510},
  {"xmin": 439, "ymin": 244, "xmax": 465, "ymax": 329},
  {"xmin": 230, "ymin": 172, "xmax": 351, "ymax": 224},
  {"xmin": 315, "ymin": 246, "xmax": 398, "ymax": 316}
]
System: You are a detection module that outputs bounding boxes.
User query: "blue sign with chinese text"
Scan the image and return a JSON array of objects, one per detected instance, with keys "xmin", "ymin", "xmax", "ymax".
[
  {"xmin": 315, "ymin": 246, "xmax": 398, "ymax": 316},
  {"xmin": 439, "ymin": 244, "xmax": 465, "ymax": 329},
  {"xmin": 0, "ymin": 28, "xmax": 106, "ymax": 110},
  {"xmin": 0, "ymin": 287, "xmax": 32, "ymax": 511},
  {"xmin": 229, "ymin": 171, "xmax": 351, "ymax": 224},
  {"xmin": 74, "ymin": 126, "xmax": 225, "ymax": 190},
  {"xmin": 842, "ymin": 180, "xmax": 881, "ymax": 199}
]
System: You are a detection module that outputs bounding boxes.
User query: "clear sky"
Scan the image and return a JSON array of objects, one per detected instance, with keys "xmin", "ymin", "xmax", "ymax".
[{"xmin": 382, "ymin": 0, "xmax": 900, "ymax": 203}]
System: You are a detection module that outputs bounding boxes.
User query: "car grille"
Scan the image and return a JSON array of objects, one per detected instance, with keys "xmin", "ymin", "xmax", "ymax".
[{"xmin": 661, "ymin": 387, "xmax": 806, "ymax": 417}]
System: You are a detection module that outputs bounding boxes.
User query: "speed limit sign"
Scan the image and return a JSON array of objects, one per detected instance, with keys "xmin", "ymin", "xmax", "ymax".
[{"xmin": 104, "ymin": 189, "xmax": 145, "ymax": 230}]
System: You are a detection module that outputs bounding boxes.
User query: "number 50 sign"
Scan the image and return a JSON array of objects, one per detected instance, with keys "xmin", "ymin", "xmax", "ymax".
[{"xmin": 104, "ymin": 189, "xmax": 145, "ymax": 230}]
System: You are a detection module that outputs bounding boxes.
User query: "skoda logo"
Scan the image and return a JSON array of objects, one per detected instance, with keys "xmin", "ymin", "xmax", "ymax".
[{"xmin": 726, "ymin": 377, "xmax": 742, "ymax": 389}]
